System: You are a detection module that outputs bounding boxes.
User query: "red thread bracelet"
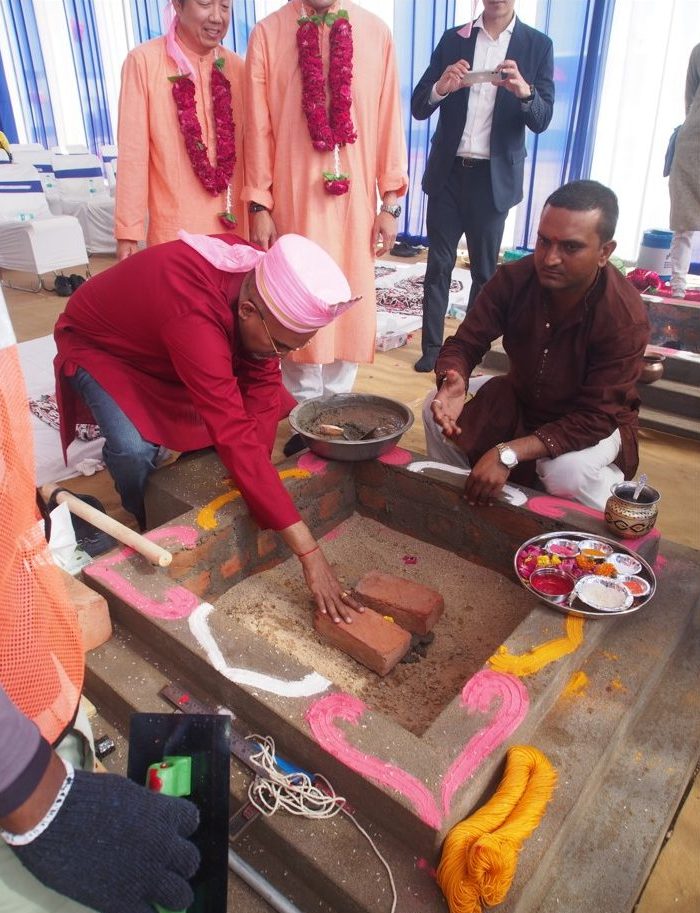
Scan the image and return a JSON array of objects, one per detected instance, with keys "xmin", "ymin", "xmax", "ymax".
[{"xmin": 297, "ymin": 545, "xmax": 320, "ymax": 560}]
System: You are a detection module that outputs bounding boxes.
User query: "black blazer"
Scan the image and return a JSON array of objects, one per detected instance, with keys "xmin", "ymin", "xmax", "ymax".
[{"xmin": 411, "ymin": 19, "xmax": 554, "ymax": 212}]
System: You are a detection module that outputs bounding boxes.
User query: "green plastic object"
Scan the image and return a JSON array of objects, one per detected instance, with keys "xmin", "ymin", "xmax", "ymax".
[
  {"xmin": 146, "ymin": 756, "xmax": 192, "ymax": 797},
  {"xmin": 502, "ymin": 248, "xmax": 531, "ymax": 262},
  {"xmin": 146, "ymin": 757, "xmax": 192, "ymax": 913}
]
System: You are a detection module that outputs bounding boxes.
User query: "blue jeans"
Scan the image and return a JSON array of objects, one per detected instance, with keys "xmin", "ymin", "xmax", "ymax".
[{"xmin": 69, "ymin": 367, "xmax": 158, "ymax": 529}]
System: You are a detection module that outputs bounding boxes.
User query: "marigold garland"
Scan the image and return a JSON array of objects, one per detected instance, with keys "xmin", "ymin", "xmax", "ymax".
[
  {"xmin": 297, "ymin": 7, "xmax": 356, "ymax": 195},
  {"xmin": 170, "ymin": 57, "xmax": 237, "ymax": 226}
]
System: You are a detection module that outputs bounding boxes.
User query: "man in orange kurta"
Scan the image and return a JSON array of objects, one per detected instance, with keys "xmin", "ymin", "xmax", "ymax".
[
  {"xmin": 115, "ymin": 0, "xmax": 246, "ymax": 258},
  {"xmin": 243, "ymin": 0, "xmax": 407, "ymax": 445}
]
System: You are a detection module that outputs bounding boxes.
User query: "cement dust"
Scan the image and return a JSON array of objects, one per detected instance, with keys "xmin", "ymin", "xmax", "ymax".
[{"xmin": 212, "ymin": 514, "xmax": 533, "ymax": 735}]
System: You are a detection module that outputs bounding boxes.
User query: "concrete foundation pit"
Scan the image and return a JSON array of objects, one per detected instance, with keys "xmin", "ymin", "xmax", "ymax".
[{"xmin": 82, "ymin": 449, "xmax": 700, "ymax": 913}]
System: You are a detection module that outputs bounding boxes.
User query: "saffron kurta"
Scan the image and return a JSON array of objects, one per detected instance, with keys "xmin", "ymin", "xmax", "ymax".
[
  {"xmin": 243, "ymin": 1, "xmax": 408, "ymax": 365},
  {"xmin": 116, "ymin": 37, "xmax": 247, "ymax": 247},
  {"xmin": 54, "ymin": 236, "xmax": 299, "ymax": 532}
]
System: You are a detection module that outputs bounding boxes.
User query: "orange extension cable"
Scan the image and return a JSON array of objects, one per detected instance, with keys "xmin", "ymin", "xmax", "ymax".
[{"xmin": 437, "ymin": 745, "xmax": 557, "ymax": 913}]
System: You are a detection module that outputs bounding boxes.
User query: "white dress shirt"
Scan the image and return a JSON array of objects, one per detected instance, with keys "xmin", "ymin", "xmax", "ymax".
[{"xmin": 430, "ymin": 14, "xmax": 516, "ymax": 160}]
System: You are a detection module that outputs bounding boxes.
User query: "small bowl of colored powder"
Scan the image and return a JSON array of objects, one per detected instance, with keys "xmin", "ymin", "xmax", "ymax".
[
  {"xmin": 578, "ymin": 539, "xmax": 614, "ymax": 562},
  {"xmin": 608, "ymin": 552, "xmax": 642, "ymax": 576},
  {"xmin": 617, "ymin": 575, "xmax": 651, "ymax": 598},
  {"xmin": 545, "ymin": 537, "xmax": 580, "ymax": 559},
  {"xmin": 574, "ymin": 575, "xmax": 633, "ymax": 612},
  {"xmin": 529, "ymin": 567, "xmax": 576, "ymax": 604}
]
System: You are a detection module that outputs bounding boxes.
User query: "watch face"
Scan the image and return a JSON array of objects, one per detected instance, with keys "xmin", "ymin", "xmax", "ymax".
[
  {"xmin": 500, "ymin": 446, "xmax": 518, "ymax": 467},
  {"xmin": 383, "ymin": 204, "xmax": 401, "ymax": 218}
]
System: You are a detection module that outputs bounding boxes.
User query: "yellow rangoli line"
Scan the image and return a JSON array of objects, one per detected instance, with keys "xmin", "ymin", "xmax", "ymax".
[
  {"xmin": 196, "ymin": 468, "xmax": 311, "ymax": 530},
  {"xmin": 563, "ymin": 669, "xmax": 588, "ymax": 697},
  {"xmin": 488, "ymin": 615, "xmax": 585, "ymax": 677}
]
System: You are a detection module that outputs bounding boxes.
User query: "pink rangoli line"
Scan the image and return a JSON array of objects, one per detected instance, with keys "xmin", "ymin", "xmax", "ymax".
[
  {"xmin": 306, "ymin": 693, "xmax": 442, "ymax": 828},
  {"xmin": 440, "ymin": 669, "xmax": 529, "ymax": 814},
  {"xmin": 84, "ymin": 525, "xmax": 200, "ymax": 620}
]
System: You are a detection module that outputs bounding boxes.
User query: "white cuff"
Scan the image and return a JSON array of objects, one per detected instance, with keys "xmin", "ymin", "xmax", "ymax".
[
  {"xmin": 430, "ymin": 83, "xmax": 448, "ymax": 105},
  {"xmin": 0, "ymin": 759, "xmax": 75, "ymax": 846}
]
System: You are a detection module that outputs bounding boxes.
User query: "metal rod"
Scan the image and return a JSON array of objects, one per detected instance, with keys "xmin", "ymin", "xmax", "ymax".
[{"xmin": 228, "ymin": 849, "xmax": 306, "ymax": 913}]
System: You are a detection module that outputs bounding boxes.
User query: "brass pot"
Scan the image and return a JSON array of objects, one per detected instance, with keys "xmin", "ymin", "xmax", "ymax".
[
  {"xmin": 604, "ymin": 482, "xmax": 660, "ymax": 539},
  {"xmin": 639, "ymin": 354, "xmax": 665, "ymax": 384}
]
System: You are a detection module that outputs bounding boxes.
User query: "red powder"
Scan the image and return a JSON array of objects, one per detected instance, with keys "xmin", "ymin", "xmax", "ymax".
[{"xmin": 531, "ymin": 573, "xmax": 573, "ymax": 597}]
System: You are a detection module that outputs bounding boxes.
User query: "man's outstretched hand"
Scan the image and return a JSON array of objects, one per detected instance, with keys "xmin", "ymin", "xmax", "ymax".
[{"xmin": 430, "ymin": 369, "xmax": 466, "ymax": 440}]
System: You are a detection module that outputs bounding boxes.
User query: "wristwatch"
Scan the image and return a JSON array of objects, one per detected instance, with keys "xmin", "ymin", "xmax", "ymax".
[
  {"xmin": 380, "ymin": 202, "xmax": 402, "ymax": 218},
  {"xmin": 496, "ymin": 442, "xmax": 519, "ymax": 469},
  {"xmin": 521, "ymin": 84, "xmax": 535, "ymax": 103},
  {"xmin": 248, "ymin": 202, "xmax": 268, "ymax": 214}
]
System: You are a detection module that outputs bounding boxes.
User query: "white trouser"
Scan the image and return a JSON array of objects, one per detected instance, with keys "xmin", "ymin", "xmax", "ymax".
[
  {"xmin": 669, "ymin": 230, "xmax": 695, "ymax": 295},
  {"xmin": 282, "ymin": 360, "xmax": 359, "ymax": 402},
  {"xmin": 422, "ymin": 388, "xmax": 624, "ymax": 510}
]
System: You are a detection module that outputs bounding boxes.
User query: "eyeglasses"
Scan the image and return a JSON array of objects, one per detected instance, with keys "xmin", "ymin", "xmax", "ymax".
[{"xmin": 251, "ymin": 302, "xmax": 308, "ymax": 357}]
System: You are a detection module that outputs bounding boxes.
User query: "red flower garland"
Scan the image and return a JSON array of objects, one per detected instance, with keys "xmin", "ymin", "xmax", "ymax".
[
  {"xmin": 297, "ymin": 10, "xmax": 356, "ymax": 195},
  {"xmin": 170, "ymin": 59, "xmax": 237, "ymax": 226}
]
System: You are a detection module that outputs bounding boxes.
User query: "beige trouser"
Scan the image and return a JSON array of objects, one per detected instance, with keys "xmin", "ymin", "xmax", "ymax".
[
  {"xmin": 422, "ymin": 386, "xmax": 624, "ymax": 511},
  {"xmin": 0, "ymin": 704, "xmax": 96, "ymax": 913}
]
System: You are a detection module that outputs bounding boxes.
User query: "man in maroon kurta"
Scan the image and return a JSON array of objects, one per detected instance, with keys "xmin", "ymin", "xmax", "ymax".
[
  {"xmin": 424, "ymin": 181, "xmax": 651, "ymax": 510},
  {"xmin": 54, "ymin": 232, "xmax": 363, "ymax": 623}
]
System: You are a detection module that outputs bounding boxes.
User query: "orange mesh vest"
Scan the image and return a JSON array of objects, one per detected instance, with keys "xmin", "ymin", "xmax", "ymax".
[{"xmin": 0, "ymin": 305, "xmax": 84, "ymax": 744}]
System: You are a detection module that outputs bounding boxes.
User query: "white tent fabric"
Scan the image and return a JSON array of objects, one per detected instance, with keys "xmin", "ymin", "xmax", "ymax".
[
  {"xmin": 100, "ymin": 144, "xmax": 117, "ymax": 196},
  {"xmin": 0, "ymin": 162, "xmax": 88, "ymax": 289},
  {"xmin": 10, "ymin": 147, "xmax": 61, "ymax": 209},
  {"xmin": 51, "ymin": 152, "xmax": 116, "ymax": 254}
]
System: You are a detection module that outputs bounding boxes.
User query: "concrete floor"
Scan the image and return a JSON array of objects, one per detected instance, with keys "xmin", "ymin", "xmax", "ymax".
[{"xmin": 3, "ymin": 252, "xmax": 699, "ymax": 911}]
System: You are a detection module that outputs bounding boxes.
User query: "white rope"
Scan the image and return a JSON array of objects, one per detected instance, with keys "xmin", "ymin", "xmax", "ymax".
[{"xmin": 245, "ymin": 735, "xmax": 397, "ymax": 913}]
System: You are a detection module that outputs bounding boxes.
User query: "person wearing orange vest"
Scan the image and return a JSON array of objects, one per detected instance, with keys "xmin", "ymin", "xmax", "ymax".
[{"xmin": 0, "ymin": 290, "xmax": 200, "ymax": 913}]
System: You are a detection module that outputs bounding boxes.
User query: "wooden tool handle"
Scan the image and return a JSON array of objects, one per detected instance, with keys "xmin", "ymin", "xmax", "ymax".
[{"xmin": 42, "ymin": 486, "xmax": 172, "ymax": 567}]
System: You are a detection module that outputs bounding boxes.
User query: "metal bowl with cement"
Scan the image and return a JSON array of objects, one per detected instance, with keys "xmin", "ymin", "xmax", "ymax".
[{"xmin": 288, "ymin": 393, "xmax": 414, "ymax": 462}]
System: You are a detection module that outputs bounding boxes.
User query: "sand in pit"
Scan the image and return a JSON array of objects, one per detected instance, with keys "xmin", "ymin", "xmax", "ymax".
[{"xmin": 212, "ymin": 514, "xmax": 536, "ymax": 735}]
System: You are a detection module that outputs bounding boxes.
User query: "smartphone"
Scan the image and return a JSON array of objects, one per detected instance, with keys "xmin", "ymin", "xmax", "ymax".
[{"xmin": 460, "ymin": 69, "xmax": 505, "ymax": 87}]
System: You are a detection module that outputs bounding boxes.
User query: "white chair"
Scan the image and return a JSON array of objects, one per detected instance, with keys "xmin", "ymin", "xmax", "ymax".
[
  {"xmin": 51, "ymin": 152, "xmax": 115, "ymax": 254},
  {"xmin": 0, "ymin": 162, "xmax": 89, "ymax": 292},
  {"xmin": 100, "ymin": 144, "xmax": 117, "ymax": 197},
  {"xmin": 10, "ymin": 147, "xmax": 61, "ymax": 212}
]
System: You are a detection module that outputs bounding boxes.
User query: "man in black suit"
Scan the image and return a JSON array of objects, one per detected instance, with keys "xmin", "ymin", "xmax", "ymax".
[{"xmin": 412, "ymin": 0, "xmax": 554, "ymax": 372}]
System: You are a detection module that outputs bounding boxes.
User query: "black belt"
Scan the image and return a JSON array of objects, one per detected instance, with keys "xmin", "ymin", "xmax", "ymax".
[{"xmin": 455, "ymin": 157, "xmax": 490, "ymax": 168}]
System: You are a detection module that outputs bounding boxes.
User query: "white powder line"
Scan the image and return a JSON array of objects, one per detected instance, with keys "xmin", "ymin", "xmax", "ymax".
[{"xmin": 188, "ymin": 602, "xmax": 331, "ymax": 698}]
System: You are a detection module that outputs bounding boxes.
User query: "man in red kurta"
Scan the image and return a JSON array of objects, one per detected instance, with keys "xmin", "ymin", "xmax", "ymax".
[
  {"xmin": 425, "ymin": 181, "xmax": 651, "ymax": 510},
  {"xmin": 54, "ymin": 232, "xmax": 362, "ymax": 622}
]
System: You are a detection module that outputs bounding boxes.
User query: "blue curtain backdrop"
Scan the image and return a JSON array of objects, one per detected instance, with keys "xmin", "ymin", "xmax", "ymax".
[
  {"xmin": 0, "ymin": 0, "xmax": 57, "ymax": 147},
  {"xmin": 63, "ymin": 0, "xmax": 114, "ymax": 153},
  {"xmin": 128, "ymin": 0, "xmax": 255, "ymax": 52},
  {"xmin": 224, "ymin": 0, "xmax": 256, "ymax": 55},
  {"xmin": 129, "ymin": 0, "xmax": 165, "ymax": 43},
  {"xmin": 393, "ymin": 0, "xmax": 456, "ymax": 245},
  {"xmin": 515, "ymin": 0, "xmax": 616, "ymax": 248}
]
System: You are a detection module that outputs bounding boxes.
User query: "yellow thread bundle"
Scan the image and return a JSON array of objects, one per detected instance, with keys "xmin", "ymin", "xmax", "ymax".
[{"xmin": 437, "ymin": 745, "xmax": 557, "ymax": 913}]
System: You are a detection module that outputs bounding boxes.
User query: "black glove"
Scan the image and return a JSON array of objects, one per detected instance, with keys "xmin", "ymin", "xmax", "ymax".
[{"xmin": 11, "ymin": 768, "xmax": 200, "ymax": 913}]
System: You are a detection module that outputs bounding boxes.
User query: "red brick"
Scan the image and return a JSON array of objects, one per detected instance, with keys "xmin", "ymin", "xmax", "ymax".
[
  {"xmin": 353, "ymin": 571, "xmax": 444, "ymax": 635},
  {"xmin": 357, "ymin": 486, "xmax": 387, "ymax": 513},
  {"xmin": 318, "ymin": 489, "xmax": 343, "ymax": 521},
  {"xmin": 183, "ymin": 569, "xmax": 211, "ymax": 598},
  {"xmin": 221, "ymin": 551, "xmax": 245, "ymax": 579},
  {"xmin": 257, "ymin": 530, "xmax": 277, "ymax": 558},
  {"xmin": 61, "ymin": 570, "xmax": 112, "ymax": 651},
  {"xmin": 314, "ymin": 607, "xmax": 411, "ymax": 676}
]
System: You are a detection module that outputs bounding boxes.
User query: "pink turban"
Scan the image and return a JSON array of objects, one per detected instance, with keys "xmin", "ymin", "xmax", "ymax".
[{"xmin": 178, "ymin": 231, "xmax": 361, "ymax": 332}]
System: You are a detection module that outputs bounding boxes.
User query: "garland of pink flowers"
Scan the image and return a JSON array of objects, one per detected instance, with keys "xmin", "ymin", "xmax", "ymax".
[
  {"xmin": 170, "ymin": 58, "xmax": 237, "ymax": 226},
  {"xmin": 297, "ymin": 9, "xmax": 357, "ymax": 195}
]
